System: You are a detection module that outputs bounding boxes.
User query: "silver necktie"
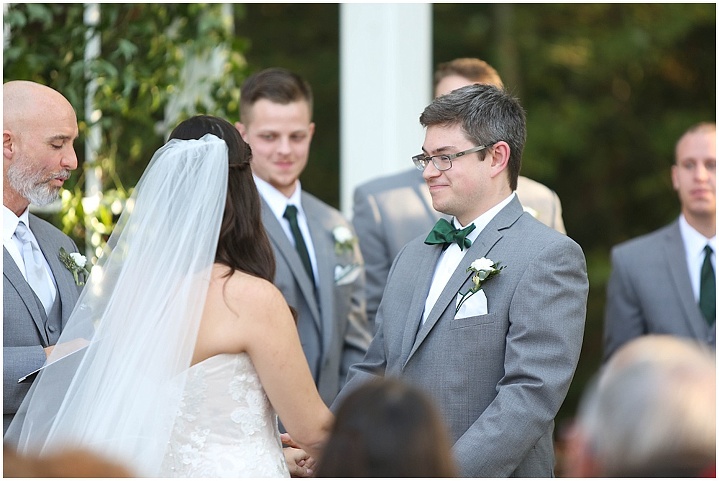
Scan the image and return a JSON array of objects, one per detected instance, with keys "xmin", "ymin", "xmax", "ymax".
[{"xmin": 15, "ymin": 221, "xmax": 54, "ymax": 313}]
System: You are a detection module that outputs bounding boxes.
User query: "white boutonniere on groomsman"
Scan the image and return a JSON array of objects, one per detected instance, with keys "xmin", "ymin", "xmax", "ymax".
[
  {"xmin": 332, "ymin": 225, "xmax": 356, "ymax": 255},
  {"xmin": 59, "ymin": 247, "xmax": 91, "ymax": 286},
  {"xmin": 456, "ymin": 257, "xmax": 504, "ymax": 315}
]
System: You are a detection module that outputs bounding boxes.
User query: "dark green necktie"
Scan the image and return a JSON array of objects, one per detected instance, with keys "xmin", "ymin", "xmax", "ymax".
[
  {"xmin": 699, "ymin": 244, "xmax": 715, "ymax": 325},
  {"xmin": 424, "ymin": 218, "xmax": 475, "ymax": 251},
  {"xmin": 283, "ymin": 205, "xmax": 315, "ymax": 284}
]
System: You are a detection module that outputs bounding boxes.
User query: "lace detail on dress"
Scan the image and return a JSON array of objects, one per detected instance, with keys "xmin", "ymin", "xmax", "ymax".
[{"xmin": 160, "ymin": 353, "xmax": 289, "ymax": 478}]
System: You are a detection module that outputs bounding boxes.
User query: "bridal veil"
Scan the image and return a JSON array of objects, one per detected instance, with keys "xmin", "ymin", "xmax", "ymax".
[{"xmin": 6, "ymin": 134, "xmax": 229, "ymax": 476}]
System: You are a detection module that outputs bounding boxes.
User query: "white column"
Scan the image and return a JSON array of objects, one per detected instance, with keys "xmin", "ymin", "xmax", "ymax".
[{"xmin": 339, "ymin": 3, "xmax": 432, "ymax": 217}]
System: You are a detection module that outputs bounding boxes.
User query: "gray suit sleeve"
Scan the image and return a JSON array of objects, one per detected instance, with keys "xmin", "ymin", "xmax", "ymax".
[
  {"xmin": 603, "ymin": 246, "xmax": 646, "ymax": 361},
  {"xmin": 4, "ymin": 346, "xmax": 46, "ymax": 415},
  {"xmin": 453, "ymin": 238, "xmax": 588, "ymax": 476},
  {"xmin": 352, "ymin": 186, "xmax": 390, "ymax": 328}
]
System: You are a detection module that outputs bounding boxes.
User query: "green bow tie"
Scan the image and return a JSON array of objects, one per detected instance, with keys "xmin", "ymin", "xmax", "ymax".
[{"xmin": 424, "ymin": 218, "xmax": 475, "ymax": 251}]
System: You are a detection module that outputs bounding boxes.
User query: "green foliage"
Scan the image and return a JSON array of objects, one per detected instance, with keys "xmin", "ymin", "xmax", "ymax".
[{"xmin": 4, "ymin": 3, "xmax": 250, "ymax": 256}]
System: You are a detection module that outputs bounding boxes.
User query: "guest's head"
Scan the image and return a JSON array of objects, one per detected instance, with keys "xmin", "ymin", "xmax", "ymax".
[
  {"xmin": 565, "ymin": 335, "xmax": 716, "ymax": 477},
  {"xmin": 4, "ymin": 444, "xmax": 135, "ymax": 477},
  {"xmin": 236, "ymin": 68, "xmax": 315, "ymax": 198},
  {"xmin": 671, "ymin": 122, "xmax": 715, "ymax": 234},
  {"xmin": 416, "ymin": 84, "xmax": 526, "ymax": 223},
  {"xmin": 3, "ymin": 80, "xmax": 79, "ymax": 216},
  {"xmin": 434, "ymin": 57, "xmax": 504, "ymax": 97},
  {"xmin": 315, "ymin": 378, "xmax": 457, "ymax": 478},
  {"xmin": 169, "ymin": 115, "xmax": 275, "ymax": 282}
]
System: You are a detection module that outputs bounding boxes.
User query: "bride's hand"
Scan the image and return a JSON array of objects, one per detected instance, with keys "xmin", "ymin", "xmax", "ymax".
[{"xmin": 283, "ymin": 447, "xmax": 316, "ymax": 477}]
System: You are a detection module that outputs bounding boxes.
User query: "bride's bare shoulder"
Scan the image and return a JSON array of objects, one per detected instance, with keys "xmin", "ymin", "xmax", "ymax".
[{"xmin": 211, "ymin": 265, "xmax": 285, "ymax": 310}]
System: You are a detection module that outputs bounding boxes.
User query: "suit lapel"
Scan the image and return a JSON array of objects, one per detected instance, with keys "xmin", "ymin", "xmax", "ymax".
[
  {"xmin": 663, "ymin": 221, "xmax": 709, "ymax": 337},
  {"xmin": 3, "ymin": 247, "xmax": 49, "ymax": 344},
  {"xmin": 303, "ymin": 194, "xmax": 337, "ymax": 354},
  {"xmin": 260, "ymin": 198, "xmax": 321, "ymax": 324},
  {"xmin": 406, "ymin": 198, "xmax": 523, "ymax": 363}
]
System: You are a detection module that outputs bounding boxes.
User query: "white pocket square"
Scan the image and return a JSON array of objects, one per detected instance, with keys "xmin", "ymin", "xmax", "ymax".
[
  {"xmin": 455, "ymin": 289, "xmax": 488, "ymax": 319},
  {"xmin": 334, "ymin": 263, "xmax": 361, "ymax": 285}
]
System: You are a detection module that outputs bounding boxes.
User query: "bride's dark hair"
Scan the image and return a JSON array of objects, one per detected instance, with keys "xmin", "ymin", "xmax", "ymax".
[{"xmin": 169, "ymin": 115, "xmax": 276, "ymax": 283}]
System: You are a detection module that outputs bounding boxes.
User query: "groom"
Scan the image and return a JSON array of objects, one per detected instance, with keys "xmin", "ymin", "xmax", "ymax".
[{"xmin": 335, "ymin": 84, "xmax": 588, "ymax": 476}]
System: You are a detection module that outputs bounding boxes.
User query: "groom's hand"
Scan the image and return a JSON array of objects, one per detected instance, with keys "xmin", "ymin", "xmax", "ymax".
[{"xmin": 283, "ymin": 447, "xmax": 315, "ymax": 477}]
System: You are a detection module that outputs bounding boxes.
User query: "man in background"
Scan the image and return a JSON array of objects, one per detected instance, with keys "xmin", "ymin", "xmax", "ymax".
[
  {"xmin": 353, "ymin": 57, "xmax": 566, "ymax": 325},
  {"xmin": 236, "ymin": 68, "xmax": 371, "ymax": 407},
  {"xmin": 603, "ymin": 122, "xmax": 716, "ymax": 361}
]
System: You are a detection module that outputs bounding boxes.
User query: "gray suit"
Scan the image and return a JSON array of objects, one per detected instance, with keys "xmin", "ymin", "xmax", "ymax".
[
  {"xmin": 261, "ymin": 192, "xmax": 371, "ymax": 406},
  {"xmin": 338, "ymin": 197, "xmax": 588, "ymax": 477},
  {"xmin": 352, "ymin": 168, "xmax": 566, "ymax": 325},
  {"xmin": 3, "ymin": 214, "xmax": 83, "ymax": 433},
  {"xmin": 603, "ymin": 219, "xmax": 716, "ymax": 361}
]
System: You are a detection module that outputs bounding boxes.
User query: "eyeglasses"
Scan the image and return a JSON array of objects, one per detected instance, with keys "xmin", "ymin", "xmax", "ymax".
[{"xmin": 412, "ymin": 142, "xmax": 498, "ymax": 172}]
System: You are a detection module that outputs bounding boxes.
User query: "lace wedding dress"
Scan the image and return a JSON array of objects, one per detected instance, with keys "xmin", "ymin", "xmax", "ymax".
[{"xmin": 160, "ymin": 353, "xmax": 290, "ymax": 477}]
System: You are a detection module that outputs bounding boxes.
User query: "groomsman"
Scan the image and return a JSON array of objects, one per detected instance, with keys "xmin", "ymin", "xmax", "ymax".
[
  {"xmin": 353, "ymin": 57, "xmax": 566, "ymax": 326},
  {"xmin": 337, "ymin": 84, "xmax": 588, "ymax": 477},
  {"xmin": 3, "ymin": 81, "xmax": 84, "ymax": 433},
  {"xmin": 236, "ymin": 68, "xmax": 371, "ymax": 407},
  {"xmin": 603, "ymin": 122, "xmax": 716, "ymax": 361}
]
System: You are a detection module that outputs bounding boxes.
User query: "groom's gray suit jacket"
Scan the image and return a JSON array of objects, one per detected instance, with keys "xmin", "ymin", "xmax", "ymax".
[
  {"xmin": 3, "ymin": 214, "xmax": 83, "ymax": 433},
  {"xmin": 338, "ymin": 197, "xmax": 588, "ymax": 477},
  {"xmin": 603, "ymin": 218, "xmax": 716, "ymax": 361},
  {"xmin": 260, "ymin": 192, "xmax": 371, "ymax": 407}
]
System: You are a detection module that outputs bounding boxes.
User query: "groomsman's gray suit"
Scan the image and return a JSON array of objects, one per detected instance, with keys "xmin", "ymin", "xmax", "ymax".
[
  {"xmin": 338, "ymin": 197, "xmax": 588, "ymax": 477},
  {"xmin": 352, "ymin": 167, "xmax": 566, "ymax": 326},
  {"xmin": 261, "ymin": 193, "xmax": 371, "ymax": 406},
  {"xmin": 4, "ymin": 214, "xmax": 83, "ymax": 433},
  {"xmin": 603, "ymin": 218, "xmax": 716, "ymax": 361}
]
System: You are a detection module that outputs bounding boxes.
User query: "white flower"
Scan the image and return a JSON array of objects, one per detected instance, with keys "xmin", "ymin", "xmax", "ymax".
[
  {"xmin": 470, "ymin": 257, "xmax": 495, "ymax": 272},
  {"xmin": 333, "ymin": 226, "xmax": 353, "ymax": 244},
  {"xmin": 59, "ymin": 247, "xmax": 91, "ymax": 286},
  {"xmin": 332, "ymin": 226, "xmax": 356, "ymax": 254},
  {"xmin": 69, "ymin": 252, "xmax": 87, "ymax": 268}
]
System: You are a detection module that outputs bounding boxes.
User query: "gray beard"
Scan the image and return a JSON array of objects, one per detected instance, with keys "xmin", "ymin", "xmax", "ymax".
[{"xmin": 7, "ymin": 160, "xmax": 65, "ymax": 206}]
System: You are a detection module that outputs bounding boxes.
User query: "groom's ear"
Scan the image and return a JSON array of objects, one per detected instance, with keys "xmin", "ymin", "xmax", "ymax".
[{"xmin": 488, "ymin": 141, "xmax": 510, "ymax": 180}]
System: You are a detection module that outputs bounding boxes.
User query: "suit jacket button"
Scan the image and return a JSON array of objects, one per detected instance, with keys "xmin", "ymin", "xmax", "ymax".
[{"xmin": 48, "ymin": 325, "xmax": 57, "ymax": 333}]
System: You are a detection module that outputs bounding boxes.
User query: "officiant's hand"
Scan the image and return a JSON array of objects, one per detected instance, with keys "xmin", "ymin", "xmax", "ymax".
[{"xmin": 283, "ymin": 447, "xmax": 315, "ymax": 477}]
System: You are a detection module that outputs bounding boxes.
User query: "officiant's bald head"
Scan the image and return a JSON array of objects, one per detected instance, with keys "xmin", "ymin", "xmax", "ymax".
[{"xmin": 3, "ymin": 80, "xmax": 79, "ymax": 215}]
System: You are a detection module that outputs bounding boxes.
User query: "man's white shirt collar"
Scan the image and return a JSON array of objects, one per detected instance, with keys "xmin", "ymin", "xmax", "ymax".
[{"xmin": 253, "ymin": 174, "xmax": 304, "ymax": 219}]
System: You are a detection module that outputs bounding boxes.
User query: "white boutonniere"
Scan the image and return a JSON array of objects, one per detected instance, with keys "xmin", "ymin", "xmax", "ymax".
[
  {"xmin": 333, "ymin": 225, "xmax": 356, "ymax": 255},
  {"xmin": 455, "ymin": 257, "xmax": 504, "ymax": 315},
  {"xmin": 59, "ymin": 247, "xmax": 91, "ymax": 286}
]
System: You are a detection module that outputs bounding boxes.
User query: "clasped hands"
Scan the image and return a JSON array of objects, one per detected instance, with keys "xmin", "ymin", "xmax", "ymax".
[{"xmin": 282, "ymin": 433, "xmax": 316, "ymax": 478}]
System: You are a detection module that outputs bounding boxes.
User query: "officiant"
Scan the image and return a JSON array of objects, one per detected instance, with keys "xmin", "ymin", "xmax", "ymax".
[{"xmin": 3, "ymin": 80, "xmax": 84, "ymax": 434}]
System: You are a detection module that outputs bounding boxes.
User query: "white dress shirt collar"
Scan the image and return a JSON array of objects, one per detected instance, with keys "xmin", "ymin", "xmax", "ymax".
[{"xmin": 253, "ymin": 174, "xmax": 304, "ymax": 219}]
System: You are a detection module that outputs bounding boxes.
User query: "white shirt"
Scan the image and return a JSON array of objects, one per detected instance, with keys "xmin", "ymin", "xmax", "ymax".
[
  {"xmin": 678, "ymin": 214, "xmax": 716, "ymax": 302},
  {"xmin": 3, "ymin": 205, "xmax": 58, "ymax": 301},
  {"xmin": 422, "ymin": 193, "xmax": 516, "ymax": 323},
  {"xmin": 253, "ymin": 175, "xmax": 318, "ymax": 284}
]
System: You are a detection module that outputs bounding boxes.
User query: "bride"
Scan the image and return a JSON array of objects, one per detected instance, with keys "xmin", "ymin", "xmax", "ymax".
[{"xmin": 5, "ymin": 115, "xmax": 333, "ymax": 477}]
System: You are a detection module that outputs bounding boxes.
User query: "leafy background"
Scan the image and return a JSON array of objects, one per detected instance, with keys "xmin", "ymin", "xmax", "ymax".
[{"xmin": 4, "ymin": 3, "xmax": 715, "ymax": 470}]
